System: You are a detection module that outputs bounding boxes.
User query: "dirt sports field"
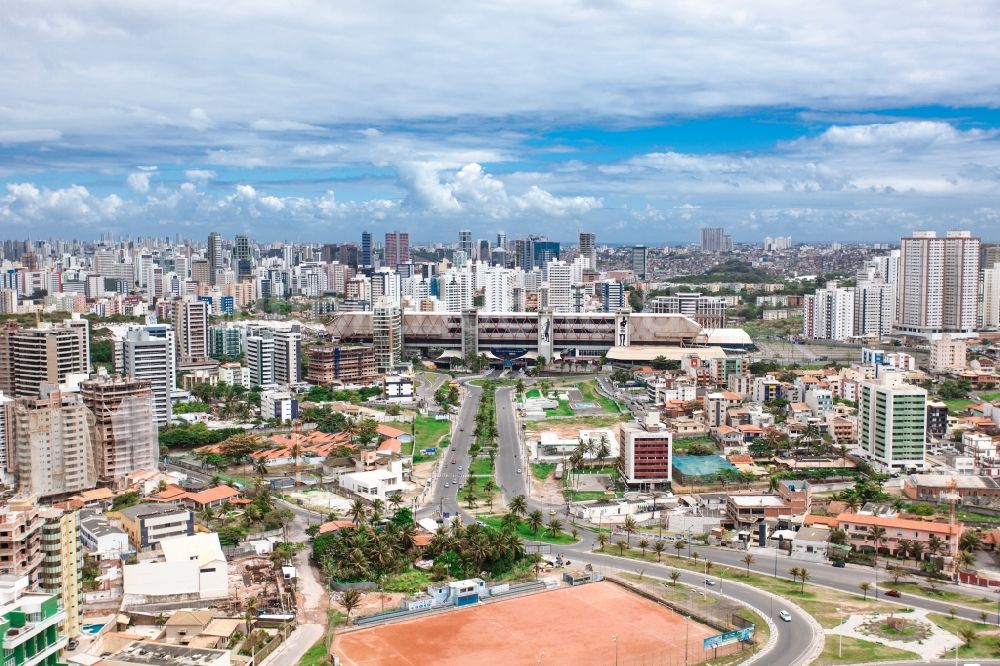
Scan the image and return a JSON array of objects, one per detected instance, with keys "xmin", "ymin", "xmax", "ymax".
[{"xmin": 333, "ymin": 581, "xmax": 737, "ymax": 666}]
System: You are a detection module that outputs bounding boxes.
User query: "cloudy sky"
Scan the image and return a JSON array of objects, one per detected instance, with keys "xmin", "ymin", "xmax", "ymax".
[{"xmin": 4, "ymin": 1, "xmax": 1000, "ymax": 244}]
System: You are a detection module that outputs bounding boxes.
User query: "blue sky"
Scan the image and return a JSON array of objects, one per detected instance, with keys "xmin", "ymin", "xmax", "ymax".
[{"xmin": 4, "ymin": 2, "xmax": 1000, "ymax": 244}]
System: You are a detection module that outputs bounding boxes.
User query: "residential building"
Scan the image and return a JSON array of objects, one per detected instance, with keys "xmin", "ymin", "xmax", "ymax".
[
  {"xmin": 117, "ymin": 324, "xmax": 175, "ymax": 427},
  {"xmin": 599, "ymin": 281, "xmax": 625, "ymax": 312},
  {"xmin": 384, "ymin": 231, "xmax": 409, "ymax": 269},
  {"xmin": 0, "ymin": 588, "xmax": 69, "ymax": 666},
  {"xmin": 895, "ymin": 230, "xmax": 980, "ymax": 338},
  {"xmin": 854, "ymin": 277, "xmax": 895, "ymax": 338},
  {"xmin": 902, "ymin": 474, "xmax": 1000, "ymax": 506},
  {"xmin": 117, "ymin": 503, "xmax": 194, "ymax": 551},
  {"xmin": 13, "ymin": 389, "xmax": 98, "ymax": 499},
  {"xmin": 173, "ymin": 298, "xmax": 210, "ymax": 361},
  {"xmin": 0, "ymin": 500, "xmax": 43, "ymax": 587},
  {"xmin": 0, "ymin": 390, "xmax": 12, "ymax": 484},
  {"xmin": 261, "ymin": 390, "xmax": 297, "ymax": 422},
  {"xmin": 245, "ymin": 332, "xmax": 275, "ymax": 386},
  {"xmin": 982, "ymin": 261, "xmax": 1000, "ymax": 329},
  {"xmin": 857, "ymin": 372, "xmax": 927, "ymax": 472},
  {"xmin": 38, "ymin": 508, "xmax": 82, "ymax": 638},
  {"xmin": 926, "ymin": 400, "xmax": 949, "ymax": 440},
  {"xmin": 208, "ymin": 325, "xmax": 242, "ymax": 360},
  {"xmin": 802, "ymin": 282, "xmax": 855, "ymax": 341},
  {"xmin": 79, "ymin": 509, "xmax": 130, "ymax": 559},
  {"xmin": 701, "ymin": 227, "xmax": 732, "ymax": 253},
  {"xmin": 305, "ymin": 344, "xmax": 377, "ymax": 384},
  {"xmin": 372, "ymin": 301, "xmax": 403, "ymax": 373},
  {"xmin": 630, "ymin": 245, "xmax": 648, "ymax": 280},
  {"xmin": 340, "ymin": 460, "xmax": 407, "ymax": 500},
  {"xmin": 206, "ymin": 232, "xmax": 223, "ymax": 285},
  {"xmin": 618, "ymin": 412, "xmax": 672, "ymax": 489},
  {"xmin": 5, "ymin": 320, "xmax": 90, "ymax": 397},
  {"xmin": 544, "ymin": 260, "xmax": 573, "ymax": 312},
  {"xmin": 246, "ymin": 326, "xmax": 301, "ymax": 387},
  {"xmin": 929, "ymin": 334, "xmax": 967, "ymax": 373},
  {"xmin": 834, "ymin": 512, "xmax": 961, "ymax": 559},
  {"xmin": 80, "ymin": 374, "xmax": 157, "ymax": 487},
  {"xmin": 578, "ymin": 232, "xmax": 597, "ymax": 270}
]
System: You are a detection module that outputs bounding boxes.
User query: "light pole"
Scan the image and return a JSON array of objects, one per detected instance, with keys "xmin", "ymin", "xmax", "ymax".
[
  {"xmin": 611, "ymin": 635, "xmax": 618, "ymax": 666},
  {"xmin": 838, "ymin": 607, "xmax": 843, "ymax": 659}
]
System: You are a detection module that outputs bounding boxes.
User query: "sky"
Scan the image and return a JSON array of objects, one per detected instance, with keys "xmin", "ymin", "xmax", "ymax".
[{"xmin": 4, "ymin": 2, "xmax": 1000, "ymax": 244}]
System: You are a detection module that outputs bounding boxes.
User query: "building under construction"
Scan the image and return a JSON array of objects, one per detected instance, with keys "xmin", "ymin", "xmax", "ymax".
[{"xmin": 80, "ymin": 373, "xmax": 158, "ymax": 488}]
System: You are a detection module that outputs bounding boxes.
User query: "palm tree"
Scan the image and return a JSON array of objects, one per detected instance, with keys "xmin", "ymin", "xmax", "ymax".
[
  {"xmin": 843, "ymin": 495, "xmax": 860, "ymax": 513},
  {"xmin": 483, "ymin": 480, "xmax": 497, "ymax": 511},
  {"xmin": 670, "ymin": 570, "xmax": 681, "ymax": 586},
  {"xmin": 547, "ymin": 519, "xmax": 564, "ymax": 537},
  {"xmin": 387, "ymin": 491, "xmax": 403, "ymax": 514},
  {"xmin": 705, "ymin": 561, "xmax": 713, "ymax": 576},
  {"xmin": 370, "ymin": 499, "xmax": 386, "ymax": 523},
  {"xmin": 339, "ymin": 589, "xmax": 363, "ymax": 624},
  {"xmin": 463, "ymin": 484, "xmax": 477, "ymax": 508},
  {"xmin": 615, "ymin": 539, "xmax": 627, "ymax": 556},
  {"xmin": 798, "ymin": 567, "xmax": 810, "ymax": 593},
  {"xmin": 674, "ymin": 540, "xmax": 686, "ymax": 558},
  {"xmin": 742, "ymin": 554, "xmax": 754, "ymax": 577},
  {"xmin": 527, "ymin": 510, "xmax": 544, "ymax": 535},
  {"xmin": 868, "ymin": 525, "xmax": 886, "ymax": 563},
  {"xmin": 909, "ymin": 540, "xmax": 925, "ymax": 563},
  {"xmin": 199, "ymin": 506, "xmax": 215, "ymax": 523},
  {"xmin": 958, "ymin": 549, "xmax": 976, "ymax": 570},
  {"xmin": 638, "ymin": 539, "xmax": 650, "ymax": 557},
  {"xmin": 622, "ymin": 516, "xmax": 638, "ymax": 547},
  {"xmin": 960, "ymin": 531, "xmax": 983, "ymax": 552},
  {"xmin": 959, "ymin": 626, "xmax": 978, "ymax": 647},
  {"xmin": 654, "ymin": 541, "xmax": 666, "ymax": 562},
  {"xmin": 691, "ymin": 551, "xmax": 700, "ymax": 567},
  {"xmin": 597, "ymin": 533, "xmax": 609, "ymax": 551},
  {"xmin": 927, "ymin": 534, "xmax": 944, "ymax": 557},
  {"xmin": 789, "ymin": 567, "xmax": 801, "ymax": 585},
  {"xmin": 509, "ymin": 495, "xmax": 528, "ymax": 520},
  {"xmin": 859, "ymin": 581, "xmax": 871, "ymax": 600},
  {"xmin": 349, "ymin": 498, "xmax": 367, "ymax": 525}
]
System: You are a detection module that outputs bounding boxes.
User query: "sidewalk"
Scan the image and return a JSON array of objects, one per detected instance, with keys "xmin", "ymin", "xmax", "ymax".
[{"xmin": 825, "ymin": 608, "xmax": 961, "ymax": 661}]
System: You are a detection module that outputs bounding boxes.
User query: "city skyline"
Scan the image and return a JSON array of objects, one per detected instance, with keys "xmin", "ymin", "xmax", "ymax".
[{"xmin": 4, "ymin": 5, "xmax": 1000, "ymax": 242}]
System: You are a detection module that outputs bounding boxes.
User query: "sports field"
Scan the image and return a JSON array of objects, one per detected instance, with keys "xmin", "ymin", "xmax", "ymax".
[{"xmin": 333, "ymin": 581, "xmax": 733, "ymax": 665}]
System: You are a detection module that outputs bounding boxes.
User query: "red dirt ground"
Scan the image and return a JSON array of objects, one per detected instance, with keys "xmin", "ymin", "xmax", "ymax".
[{"xmin": 333, "ymin": 581, "xmax": 735, "ymax": 666}]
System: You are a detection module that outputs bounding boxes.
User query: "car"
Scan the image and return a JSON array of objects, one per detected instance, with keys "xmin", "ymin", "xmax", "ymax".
[
  {"xmin": 458, "ymin": 466, "xmax": 463, "ymax": 471},
  {"xmin": 517, "ymin": 468, "xmax": 522, "ymax": 473},
  {"xmin": 885, "ymin": 589, "xmax": 902, "ymax": 598},
  {"xmin": 67, "ymin": 639, "xmax": 79, "ymax": 650},
  {"xmin": 778, "ymin": 610, "xmax": 791, "ymax": 622},
  {"xmin": 451, "ymin": 459, "xmax": 456, "ymax": 464},
  {"xmin": 832, "ymin": 560, "xmax": 846, "ymax": 568},
  {"xmin": 444, "ymin": 482, "xmax": 450, "ymax": 488},
  {"xmin": 704, "ymin": 579, "xmax": 716, "ymax": 586}
]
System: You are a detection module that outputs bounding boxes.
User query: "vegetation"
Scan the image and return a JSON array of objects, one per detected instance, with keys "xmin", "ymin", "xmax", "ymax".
[
  {"xmin": 304, "ymin": 384, "xmax": 381, "ymax": 404},
  {"xmin": 814, "ymin": 636, "xmax": 919, "ymax": 666},
  {"xmin": 927, "ymin": 613, "xmax": 1000, "ymax": 659},
  {"xmin": 530, "ymin": 463, "xmax": 556, "ymax": 480},
  {"xmin": 672, "ymin": 260, "xmax": 774, "ymax": 284},
  {"xmin": 159, "ymin": 422, "xmax": 246, "ymax": 450},
  {"xmin": 110, "ymin": 491, "xmax": 141, "ymax": 511}
]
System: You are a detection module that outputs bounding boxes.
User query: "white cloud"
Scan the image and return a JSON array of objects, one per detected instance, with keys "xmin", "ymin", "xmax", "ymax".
[
  {"xmin": 0, "ymin": 129, "xmax": 61, "ymax": 143},
  {"xmin": 126, "ymin": 171, "xmax": 151, "ymax": 193},
  {"xmin": 251, "ymin": 119, "xmax": 325, "ymax": 132},
  {"xmin": 184, "ymin": 169, "xmax": 216, "ymax": 183}
]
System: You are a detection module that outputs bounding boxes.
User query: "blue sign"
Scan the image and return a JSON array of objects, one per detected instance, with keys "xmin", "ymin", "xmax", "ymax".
[{"xmin": 703, "ymin": 626, "xmax": 754, "ymax": 650}]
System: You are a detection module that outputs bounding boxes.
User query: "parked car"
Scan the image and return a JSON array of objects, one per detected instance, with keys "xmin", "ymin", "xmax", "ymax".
[
  {"xmin": 832, "ymin": 560, "xmax": 846, "ymax": 568},
  {"xmin": 885, "ymin": 589, "xmax": 902, "ymax": 598},
  {"xmin": 779, "ymin": 610, "xmax": 791, "ymax": 622},
  {"xmin": 704, "ymin": 579, "xmax": 716, "ymax": 586}
]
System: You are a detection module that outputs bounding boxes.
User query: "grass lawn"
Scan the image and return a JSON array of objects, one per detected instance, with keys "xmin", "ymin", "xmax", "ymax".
[
  {"xmin": 563, "ymin": 490, "xmax": 613, "ymax": 502},
  {"xmin": 814, "ymin": 636, "xmax": 919, "ymax": 666},
  {"xmin": 944, "ymin": 398, "xmax": 974, "ymax": 414},
  {"xmin": 890, "ymin": 581, "xmax": 997, "ymax": 609},
  {"xmin": 543, "ymin": 399, "xmax": 574, "ymax": 417},
  {"xmin": 298, "ymin": 611, "xmax": 344, "ymax": 666},
  {"xmin": 469, "ymin": 457, "xmax": 495, "ymax": 476},
  {"xmin": 414, "ymin": 415, "xmax": 451, "ymax": 448},
  {"xmin": 576, "ymin": 465, "xmax": 617, "ymax": 475},
  {"xmin": 382, "ymin": 569, "xmax": 432, "ymax": 594},
  {"xmin": 576, "ymin": 380, "xmax": 621, "ymax": 413},
  {"xmin": 456, "ymin": 481, "xmax": 498, "ymax": 510},
  {"xmin": 979, "ymin": 392, "xmax": 1000, "ymax": 402},
  {"xmin": 927, "ymin": 612, "xmax": 1000, "ymax": 659},
  {"xmin": 597, "ymin": 546, "xmax": 902, "ymax": 628},
  {"xmin": 479, "ymin": 514, "xmax": 578, "ymax": 544},
  {"xmin": 413, "ymin": 438, "xmax": 449, "ymax": 463},
  {"xmin": 673, "ymin": 436, "xmax": 717, "ymax": 454},
  {"xmin": 531, "ymin": 462, "xmax": 556, "ymax": 480},
  {"xmin": 537, "ymin": 414, "xmax": 630, "ymax": 428},
  {"xmin": 525, "ymin": 388, "xmax": 542, "ymax": 399}
]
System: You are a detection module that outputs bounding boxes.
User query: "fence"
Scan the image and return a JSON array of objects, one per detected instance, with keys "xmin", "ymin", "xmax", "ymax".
[{"xmin": 251, "ymin": 621, "xmax": 296, "ymax": 664}]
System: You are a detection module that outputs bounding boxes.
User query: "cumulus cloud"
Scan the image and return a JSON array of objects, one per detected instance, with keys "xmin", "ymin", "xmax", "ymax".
[
  {"xmin": 126, "ymin": 171, "xmax": 152, "ymax": 193},
  {"xmin": 184, "ymin": 169, "xmax": 216, "ymax": 183}
]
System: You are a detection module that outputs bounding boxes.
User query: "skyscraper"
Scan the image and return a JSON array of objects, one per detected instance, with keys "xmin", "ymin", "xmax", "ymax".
[
  {"xmin": 5, "ymin": 319, "xmax": 90, "ymax": 397},
  {"xmin": 80, "ymin": 374, "xmax": 158, "ymax": 486},
  {"xmin": 233, "ymin": 233, "xmax": 253, "ymax": 278},
  {"xmin": 361, "ymin": 231, "xmax": 373, "ymax": 269},
  {"xmin": 630, "ymin": 245, "xmax": 648, "ymax": 280},
  {"xmin": 207, "ymin": 232, "xmax": 223, "ymax": 285},
  {"xmin": 544, "ymin": 260, "xmax": 573, "ymax": 312},
  {"xmin": 117, "ymin": 324, "xmax": 175, "ymax": 426},
  {"xmin": 700, "ymin": 227, "xmax": 733, "ymax": 253},
  {"xmin": 578, "ymin": 232, "xmax": 597, "ymax": 270},
  {"xmin": 384, "ymin": 231, "xmax": 409, "ymax": 269},
  {"xmin": 857, "ymin": 372, "xmax": 927, "ymax": 472},
  {"xmin": 895, "ymin": 230, "xmax": 980, "ymax": 338},
  {"xmin": 173, "ymin": 298, "xmax": 210, "ymax": 360},
  {"xmin": 372, "ymin": 301, "xmax": 403, "ymax": 373},
  {"xmin": 458, "ymin": 229, "xmax": 473, "ymax": 259}
]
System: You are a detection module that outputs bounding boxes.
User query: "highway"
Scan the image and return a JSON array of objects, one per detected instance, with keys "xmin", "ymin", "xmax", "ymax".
[{"xmin": 495, "ymin": 386, "xmax": 528, "ymax": 500}]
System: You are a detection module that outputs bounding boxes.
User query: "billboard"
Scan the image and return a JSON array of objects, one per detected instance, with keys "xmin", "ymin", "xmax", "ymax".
[{"xmin": 703, "ymin": 626, "xmax": 754, "ymax": 650}]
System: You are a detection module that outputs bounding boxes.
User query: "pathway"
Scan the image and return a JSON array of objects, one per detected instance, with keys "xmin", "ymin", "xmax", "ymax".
[{"xmin": 825, "ymin": 608, "xmax": 962, "ymax": 661}]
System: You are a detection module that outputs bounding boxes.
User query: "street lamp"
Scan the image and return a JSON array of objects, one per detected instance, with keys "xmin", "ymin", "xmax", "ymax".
[
  {"xmin": 837, "ymin": 607, "xmax": 843, "ymax": 659},
  {"xmin": 611, "ymin": 635, "xmax": 618, "ymax": 666}
]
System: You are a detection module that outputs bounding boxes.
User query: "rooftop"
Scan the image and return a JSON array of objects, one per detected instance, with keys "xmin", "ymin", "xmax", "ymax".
[
  {"xmin": 102, "ymin": 641, "xmax": 229, "ymax": 666},
  {"xmin": 672, "ymin": 455, "xmax": 737, "ymax": 477}
]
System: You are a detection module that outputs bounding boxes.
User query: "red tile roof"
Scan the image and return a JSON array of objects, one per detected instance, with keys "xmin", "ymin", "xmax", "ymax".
[
  {"xmin": 185, "ymin": 485, "xmax": 240, "ymax": 505},
  {"xmin": 318, "ymin": 520, "xmax": 357, "ymax": 534},
  {"xmin": 835, "ymin": 512, "xmax": 962, "ymax": 536}
]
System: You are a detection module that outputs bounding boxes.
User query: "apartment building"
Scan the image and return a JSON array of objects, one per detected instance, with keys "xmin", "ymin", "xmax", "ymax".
[
  {"xmin": 4, "ymin": 320, "xmax": 89, "ymax": 397},
  {"xmin": 80, "ymin": 374, "xmax": 158, "ymax": 487},
  {"xmin": 857, "ymin": 372, "xmax": 927, "ymax": 472},
  {"xmin": 929, "ymin": 335, "xmax": 967, "ymax": 373},
  {"xmin": 648, "ymin": 293, "xmax": 727, "ymax": 329},
  {"xmin": 38, "ymin": 508, "xmax": 82, "ymax": 638},
  {"xmin": 117, "ymin": 324, "xmax": 175, "ymax": 427},
  {"xmin": 0, "ymin": 588, "xmax": 69, "ymax": 666},
  {"xmin": 13, "ymin": 390, "xmax": 98, "ymax": 499},
  {"xmin": 117, "ymin": 503, "xmax": 194, "ymax": 551},
  {"xmin": 618, "ymin": 413, "xmax": 672, "ymax": 489},
  {"xmin": 0, "ymin": 500, "xmax": 43, "ymax": 587},
  {"xmin": 305, "ymin": 344, "xmax": 377, "ymax": 384},
  {"xmin": 173, "ymin": 298, "xmax": 209, "ymax": 361},
  {"xmin": 895, "ymin": 230, "xmax": 980, "ymax": 338}
]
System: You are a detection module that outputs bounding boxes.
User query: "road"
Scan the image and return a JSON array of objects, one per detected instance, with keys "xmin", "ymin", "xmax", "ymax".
[{"xmin": 495, "ymin": 386, "xmax": 528, "ymax": 500}]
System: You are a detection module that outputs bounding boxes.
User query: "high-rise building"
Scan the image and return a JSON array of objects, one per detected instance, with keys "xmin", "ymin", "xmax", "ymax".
[
  {"xmin": 544, "ymin": 260, "xmax": 573, "ymax": 312},
  {"xmin": 208, "ymin": 325, "xmax": 242, "ymax": 359},
  {"xmin": 233, "ymin": 234, "xmax": 253, "ymax": 279},
  {"xmin": 895, "ymin": 230, "xmax": 980, "ymax": 338},
  {"xmin": 929, "ymin": 335, "xmax": 967, "ymax": 373},
  {"xmin": 80, "ymin": 374, "xmax": 157, "ymax": 487},
  {"xmin": 117, "ymin": 324, "xmax": 175, "ymax": 426},
  {"xmin": 648, "ymin": 293, "xmax": 726, "ymax": 329},
  {"xmin": 854, "ymin": 278, "xmax": 895, "ymax": 338},
  {"xmin": 630, "ymin": 245, "xmax": 648, "ymax": 280},
  {"xmin": 173, "ymin": 298, "xmax": 209, "ymax": 360},
  {"xmin": 532, "ymin": 240, "xmax": 560, "ymax": 268},
  {"xmin": 857, "ymin": 372, "xmax": 927, "ymax": 472},
  {"xmin": 619, "ymin": 413, "xmax": 672, "ymax": 489},
  {"xmin": 477, "ymin": 239, "xmax": 491, "ymax": 263},
  {"xmin": 0, "ymin": 585, "xmax": 70, "ymax": 664},
  {"xmin": 600, "ymin": 281, "xmax": 625, "ymax": 312},
  {"xmin": 361, "ymin": 231, "xmax": 373, "ymax": 269},
  {"xmin": 0, "ymin": 390, "xmax": 11, "ymax": 484},
  {"xmin": 578, "ymin": 232, "xmax": 597, "ymax": 270},
  {"xmin": 802, "ymin": 282, "xmax": 855, "ymax": 341},
  {"xmin": 305, "ymin": 345, "xmax": 377, "ymax": 384},
  {"xmin": 246, "ymin": 333, "xmax": 275, "ymax": 386},
  {"xmin": 274, "ymin": 326, "xmax": 302, "ymax": 385},
  {"xmin": 207, "ymin": 232, "xmax": 223, "ymax": 285},
  {"xmin": 458, "ymin": 230, "xmax": 473, "ymax": 259},
  {"xmin": 191, "ymin": 258, "xmax": 211, "ymax": 285},
  {"xmin": 982, "ymin": 261, "xmax": 1000, "ymax": 329},
  {"xmin": 5, "ymin": 319, "xmax": 90, "ymax": 398},
  {"xmin": 483, "ymin": 268, "xmax": 515, "ymax": 312},
  {"xmin": 13, "ymin": 389, "xmax": 98, "ymax": 499},
  {"xmin": 700, "ymin": 227, "xmax": 733, "ymax": 253},
  {"xmin": 384, "ymin": 231, "xmax": 409, "ymax": 269},
  {"xmin": 39, "ymin": 507, "xmax": 83, "ymax": 638},
  {"xmin": 372, "ymin": 301, "xmax": 403, "ymax": 373}
]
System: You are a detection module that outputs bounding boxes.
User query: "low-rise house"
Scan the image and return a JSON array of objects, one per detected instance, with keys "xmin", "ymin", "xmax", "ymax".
[
  {"xmin": 340, "ymin": 459, "xmax": 408, "ymax": 500},
  {"xmin": 789, "ymin": 525, "xmax": 832, "ymax": 561},
  {"xmin": 902, "ymin": 474, "xmax": 1000, "ymax": 506},
  {"xmin": 834, "ymin": 512, "xmax": 963, "ymax": 558},
  {"xmin": 116, "ymin": 503, "xmax": 194, "ymax": 552},
  {"xmin": 164, "ymin": 610, "xmax": 215, "ymax": 644},
  {"xmin": 80, "ymin": 508, "xmax": 132, "ymax": 559}
]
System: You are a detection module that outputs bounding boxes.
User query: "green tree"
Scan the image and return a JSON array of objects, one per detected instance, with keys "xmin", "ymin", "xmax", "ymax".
[
  {"xmin": 859, "ymin": 581, "xmax": 871, "ymax": 600},
  {"xmin": 742, "ymin": 554, "xmax": 754, "ymax": 576},
  {"xmin": 339, "ymin": 589, "xmax": 363, "ymax": 624},
  {"xmin": 527, "ymin": 510, "xmax": 544, "ymax": 535},
  {"xmin": 654, "ymin": 541, "xmax": 666, "ymax": 562},
  {"xmin": 670, "ymin": 570, "xmax": 681, "ymax": 586}
]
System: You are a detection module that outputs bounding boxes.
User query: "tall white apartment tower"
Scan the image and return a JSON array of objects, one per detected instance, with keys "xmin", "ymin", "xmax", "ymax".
[
  {"xmin": 117, "ymin": 324, "xmax": 175, "ymax": 426},
  {"xmin": 578, "ymin": 232, "xmax": 597, "ymax": 271},
  {"xmin": 483, "ymin": 268, "xmax": 515, "ymax": 312},
  {"xmin": 173, "ymin": 298, "xmax": 210, "ymax": 360},
  {"xmin": 544, "ymin": 260, "xmax": 573, "ymax": 313},
  {"xmin": 895, "ymin": 230, "xmax": 980, "ymax": 338}
]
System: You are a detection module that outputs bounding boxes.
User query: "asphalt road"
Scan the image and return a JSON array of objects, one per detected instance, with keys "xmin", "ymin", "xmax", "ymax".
[{"xmin": 495, "ymin": 386, "xmax": 528, "ymax": 500}]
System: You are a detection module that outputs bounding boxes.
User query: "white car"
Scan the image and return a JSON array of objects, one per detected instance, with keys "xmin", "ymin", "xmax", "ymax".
[
  {"xmin": 517, "ymin": 468, "xmax": 522, "ymax": 474},
  {"xmin": 779, "ymin": 610, "xmax": 791, "ymax": 622}
]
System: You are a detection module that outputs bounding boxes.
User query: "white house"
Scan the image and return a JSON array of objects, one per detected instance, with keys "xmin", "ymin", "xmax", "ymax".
[
  {"xmin": 340, "ymin": 459, "xmax": 408, "ymax": 500},
  {"xmin": 530, "ymin": 429, "xmax": 619, "ymax": 462},
  {"xmin": 122, "ymin": 532, "xmax": 229, "ymax": 606},
  {"xmin": 789, "ymin": 525, "xmax": 832, "ymax": 561},
  {"xmin": 79, "ymin": 509, "xmax": 132, "ymax": 560}
]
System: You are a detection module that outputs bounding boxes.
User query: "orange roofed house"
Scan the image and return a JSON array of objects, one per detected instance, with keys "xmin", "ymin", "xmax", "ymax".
[{"xmin": 834, "ymin": 512, "xmax": 963, "ymax": 558}]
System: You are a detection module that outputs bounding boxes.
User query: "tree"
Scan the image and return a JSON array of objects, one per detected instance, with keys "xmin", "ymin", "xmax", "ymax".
[
  {"xmin": 615, "ymin": 539, "xmax": 627, "ymax": 556},
  {"xmin": 859, "ymin": 581, "xmax": 871, "ymax": 600},
  {"xmin": 927, "ymin": 534, "xmax": 944, "ymax": 557},
  {"xmin": 597, "ymin": 533, "xmax": 609, "ymax": 551},
  {"xmin": 797, "ymin": 567, "xmax": 810, "ymax": 593},
  {"xmin": 547, "ymin": 519, "xmax": 564, "ymax": 537},
  {"xmin": 705, "ymin": 561, "xmax": 713, "ymax": 576},
  {"xmin": 340, "ymin": 589, "xmax": 363, "ymax": 624},
  {"xmin": 742, "ymin": 554, "xmax": 754, "ymax": 577},
  {"xmin": 349, "ymin": 498, "xmax": 368, "ymax": 525},
  {"xmin": 691, "ymin": 551, "xmax": 700, "ymax": 567},
  {"xmin": 674, "ymin": 540, "xmax": 686, "ymax": 558},
  {"xmin": 948, "ymin": 606, "xmax": 958, "ymax": 619},
  {"xmin": 958, "ymin": 549, "xmax": 976, "ymax": 570},
  {"xmin": 789, "ymin": 567, "xmax": 801, "ymax": 585},
  {"xmin": 887, "ymin": 565, "xmax": 908, "ymax": 586},
  {"xmin": 638, "ymin": 539, "xmax": 650, "ymax": 557},
  {"xmin": 622, "ymin": 516, "xmax": 638, "ymax": 547},
  {"xmin": 463, "ymin": 484, "xmax": 477, "ymax": 508},
  {"xmin": 509, "ymin": 495, "xmax": 528, "ymax": 520},
  {"xmin": 670, "ymin": 570, "xmax": 681, "ymax": 586},
  {"xmin": 868, "ymin": 525, "xmax": 886, "ymax": 561},
  {"xmin": 527, "ymin": 510, "xmax": 544, "ymax": 535},
  {"xmin": 829, "ymin": 528, "xmax": 848, "ymax": 545},
  {"xmin": 483, "ymin": 480, "xmax": 497, "ymax": 511},
  {"xmin": 654, "ymin": 541, "xmax": 666, "ymax": 562},
  {"xmin": 959, "ymin": 626, "xmax": 978, "ymax": 647},
  {"xmin": 960, "ymin": 531, "xmax": 982, "ymax": 552}
]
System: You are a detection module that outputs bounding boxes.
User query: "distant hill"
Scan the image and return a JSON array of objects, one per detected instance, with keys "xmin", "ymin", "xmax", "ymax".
[{"xmin": 672, "ymin": 260, "xmax": 774, "ymax": 284}]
